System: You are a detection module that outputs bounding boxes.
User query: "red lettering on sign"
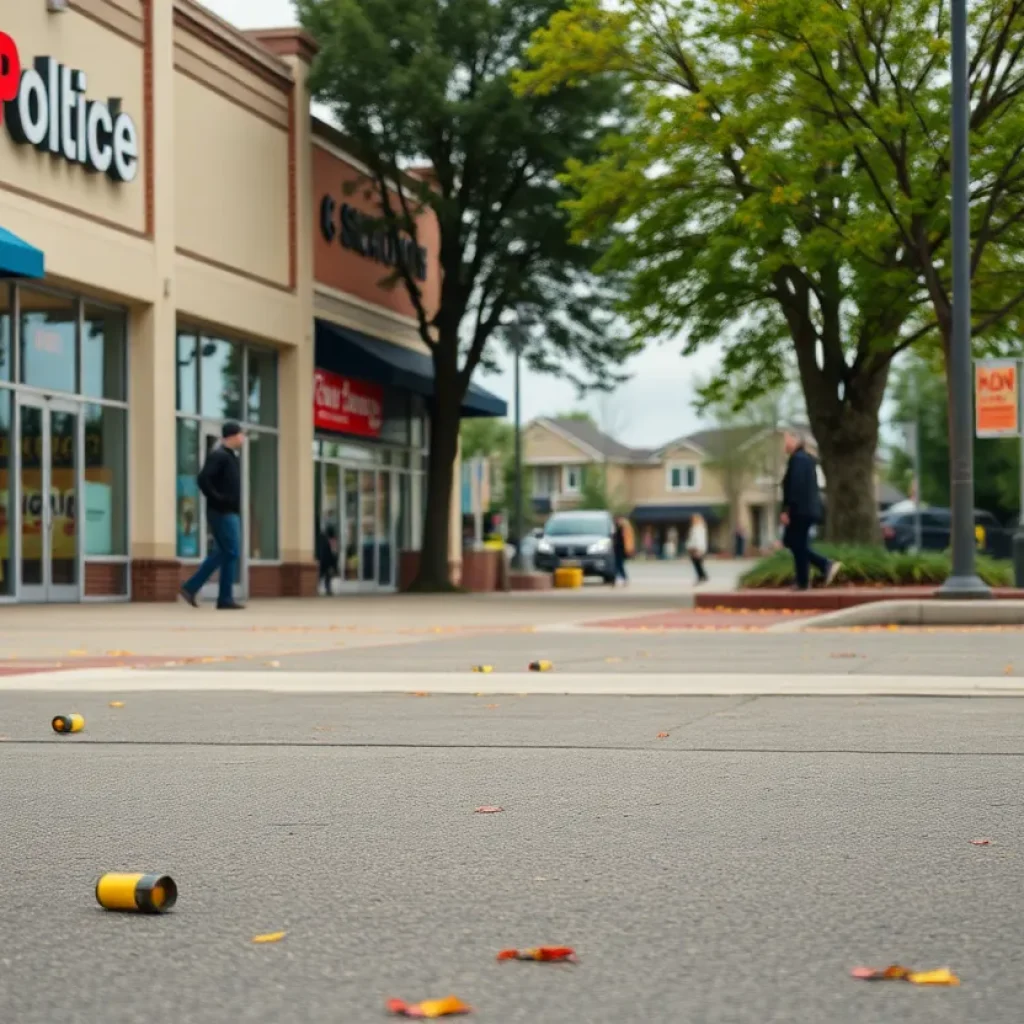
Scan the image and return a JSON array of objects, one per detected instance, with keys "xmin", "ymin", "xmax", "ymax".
[
  {"xmin": 313, "ymin": 369, "xmax": 384, "ymax": 438},
  {"xmin": 0, "ymin": 32, "xmax": 21, "ymax": 125}
]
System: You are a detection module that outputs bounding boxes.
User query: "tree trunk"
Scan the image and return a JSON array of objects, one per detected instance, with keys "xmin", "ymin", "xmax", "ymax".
[
  {"xmin": 805, "ymin": 375, "xmax": 888, "ymax": 545},
  {"xmin": 409, "ymin": 355, "xmax": 462, "ymax": 592}
]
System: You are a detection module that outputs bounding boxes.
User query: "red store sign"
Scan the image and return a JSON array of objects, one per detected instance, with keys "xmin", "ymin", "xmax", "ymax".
[{"xmin": 313, "ymin": 369, "xmax": 384, "ymax": 438}]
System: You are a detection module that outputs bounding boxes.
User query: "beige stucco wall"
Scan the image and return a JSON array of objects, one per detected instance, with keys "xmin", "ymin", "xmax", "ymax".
[{"xmin": 173, "ymin": 74, "xmax": 291, "ymax": 288}]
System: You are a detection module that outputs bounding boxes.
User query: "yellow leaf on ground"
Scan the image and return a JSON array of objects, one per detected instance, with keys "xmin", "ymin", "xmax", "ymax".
[{"xmin": 252, "ymin": 931, "xmax": 287, "ymax": 944}]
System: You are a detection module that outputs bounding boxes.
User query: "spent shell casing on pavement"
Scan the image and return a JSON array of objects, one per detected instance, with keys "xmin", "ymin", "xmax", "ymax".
[
  {"xmin": 95, "ymin": 873, "xmax": 178, "ymax": 913},
  {"xmin": 529, "ymin": 660, "xmax": 552, "ymax": 672},
  {"xmin": 51, "ymin": 714, "xmax": 85, "ymax": 734}
]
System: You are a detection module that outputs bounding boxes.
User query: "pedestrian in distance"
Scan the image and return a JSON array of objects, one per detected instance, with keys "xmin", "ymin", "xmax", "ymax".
[
  {"xmin": 318, "ymin": 520, "xmax": 340, "ymax": 596},
  {"xmin": 686, "ymin": 513, "xmax": 709, "ymax": 584},
  {"xmin": 179, "ymin": 421, "xmax": 246, "ymax": 610},
  {"xmin": 780, "ymin": 431, "xmax": 841, "ymax": 591},
  {"xmin": 613, "ymin": 516, "xmax": 633, "ymax": 585}
]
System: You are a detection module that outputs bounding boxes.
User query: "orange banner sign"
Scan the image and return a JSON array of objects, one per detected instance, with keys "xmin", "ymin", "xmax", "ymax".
[{"xmin": 975, "ymin": 360, "xmax": 1021, "ymax": 437}]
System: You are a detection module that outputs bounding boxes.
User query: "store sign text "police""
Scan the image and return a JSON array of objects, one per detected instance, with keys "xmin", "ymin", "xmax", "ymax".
[{"xmin": 0, "ymin": 31, "xmax": 139, "ymax": 183}]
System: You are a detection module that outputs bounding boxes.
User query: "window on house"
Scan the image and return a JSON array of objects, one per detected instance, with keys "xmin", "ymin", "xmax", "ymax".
[
  {"xmin": 668, "ymin": 463, "xmax": 698, "ymax": 491},
  {"xmin": 564, "ymin": 466, "xmax": 582, "ymax": 493},
  {"xmin": 533, "ymin": 467, "xmax": 557, "ymax": 497}
]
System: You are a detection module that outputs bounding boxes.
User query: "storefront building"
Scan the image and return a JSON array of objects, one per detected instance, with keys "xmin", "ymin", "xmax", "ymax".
[{"xmin": 0, "ymin": 2, "xmax": 502, "ymax": 604}]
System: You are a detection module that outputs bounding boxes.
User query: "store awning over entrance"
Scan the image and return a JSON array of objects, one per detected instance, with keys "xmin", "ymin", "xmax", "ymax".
[
  {"xmin": 315, "ymin": 319, "xmax": 507, "ymax": 418},
  {"xmin": 0, "ymin": 226, "xmax": 44, "ymax": 279},
  {"xmin": 631, "ymin": 504, "xmax": 722, "ymax": 525}
]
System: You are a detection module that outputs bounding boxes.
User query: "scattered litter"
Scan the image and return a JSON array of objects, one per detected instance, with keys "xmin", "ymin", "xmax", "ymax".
[
  {"xmin": 68, "ymin": 649, "xmax": 89, "ymax": 656},
  {"xmin": 109, "ymin": 701, "xmax": 125, "ymax": 709},
  {"xmin": 251, "ymin": 931, "xmax": 287, "ymax": 944},
  {"xmin": 95, "ymin": 873, "xmax": 177, "ymax": 913},
  {"xmin": 497, "ymin": 947, "xmax": 578, "ymax": 963},
  {"xmin": 1004, "ymin": 664, "xmax": 1013, "ymax": 675},
  {"xmin": 106, "ymin": 650, "xmax": 134, "ymax": 656},
  {"xmin": 851, "ymin": 965, "xmax": 959, "ymax": 985},
  {"xmin": 386, "ymin": 995, "xmax": 471, "ymax": 1018},
  {"xmin": 656, "ymin": 732, "xmax": 669, "ymax": 739},
  {"xmin": 52, "ymin": 714, "xmax": 84, "ymax": 734},
  {"xmin": 411, "ymin": 691, "xmax": 431, "ymax": 697},
  {"xmin": 970, "ymin": 838, "xmax": 992, "ymax": 846},
  {"xmin": 472, "ymin": 665, "xmax": 493, "ymax": 673},
  {"xmin": 264, "ymin": 661, "xmax": 281, "ymax": 668},
  {"xmin": 475, "ymin": 806, "xmax": 504, "ymax": 814},
  {"xmin": 830, "ymin": 652, "xmax": 861, "ymax": 659},
  {"xmin": 484, "ymin": 703, "xmax": 500, "ymax": 709},
  {"xmin": 529, "ymin": 660, "xmax": 552, "ymax": 672}
]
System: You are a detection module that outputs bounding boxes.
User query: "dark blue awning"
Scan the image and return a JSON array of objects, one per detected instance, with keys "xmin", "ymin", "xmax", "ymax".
[
  {"xmin": 631, "ymin": 504, "xmax": 722, "ymax": 525},
  {"xmin": 0, "ymin": 226, "xmax": 44, "ymax": 279},
  {"xmin": 315, "ymin": 319, "xmax": 507, "ymax": 418}
]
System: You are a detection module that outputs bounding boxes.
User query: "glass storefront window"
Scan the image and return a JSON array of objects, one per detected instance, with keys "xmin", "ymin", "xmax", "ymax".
[
  {"xmin": 248, "ymin": 431, "xmax": 279, "ymax": 560},
  {"xmin": 19, "ymin": 289, "xmax": 77, "ymax": 393},
  {"xmin": 0, "ymin": 285, "xmax": 11, "ymax": 383},
  {"xmin": 0, "ymin": 389, "xmax": 11, "ymax": 595},
  {"xmin": 200, "ymin": 336, "xmax": 243, "ymax": 421},
  {"xmin": 176, "ymin": 332, "xmax": 199, "ymax": 414},
  {"xmin": 84, "ymin": 404, "xmax": 128, "ymax": 556},
  {"xmin": 176, "ymin": 419, "xmax": 200, "ymax": 558},
  {"xmin": 82, "ymin": 306, "xmax": 127, "ymax": 401},
  {"xmin": 246, "ymin": 348, "xmax": 278, "ymax": 427}
]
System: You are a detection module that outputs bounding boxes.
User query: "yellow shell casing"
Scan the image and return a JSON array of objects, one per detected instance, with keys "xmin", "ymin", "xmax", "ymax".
[{"xmin": 95, "ymin": 873, "xmax": 177, "ymax": 913}]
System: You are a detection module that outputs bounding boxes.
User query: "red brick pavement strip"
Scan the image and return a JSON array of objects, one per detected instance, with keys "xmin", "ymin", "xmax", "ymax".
[
  {"xmin": 0, "ymin": 654, "xmax": 237, "ymax": 677},
  {"xmin": 586, "ymin": 609, "xmax": 815, "ymax": 631}
]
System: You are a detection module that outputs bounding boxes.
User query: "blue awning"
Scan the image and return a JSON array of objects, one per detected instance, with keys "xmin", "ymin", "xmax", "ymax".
[
  {"xmin": 0, "ymin": 227, "xmax": 44, "ymax": 279},
  {"xmin": 315, "ymin": 318, "xmax": 507, "ymax": 418}
]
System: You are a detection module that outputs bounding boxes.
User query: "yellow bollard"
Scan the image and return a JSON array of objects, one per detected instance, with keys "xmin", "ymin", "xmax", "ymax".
[
  {"xmin": 51, "ymin": 714, "xmax": 84, "ymax": 734},
  {"xmin": 95, "ymin": 873, "xmax": 177, "ymax": 913}
]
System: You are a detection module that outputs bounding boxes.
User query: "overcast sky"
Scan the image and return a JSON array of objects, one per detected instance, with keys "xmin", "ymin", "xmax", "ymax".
[{"xmin": 199, "ymin": 0, "xmax": 728, "ymax": 445}]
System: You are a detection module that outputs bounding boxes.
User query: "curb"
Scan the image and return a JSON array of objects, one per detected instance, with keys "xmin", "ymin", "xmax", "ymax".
[{"xmin": 776, "ymin": 599, "xmax": 1024, "ymax": 631}]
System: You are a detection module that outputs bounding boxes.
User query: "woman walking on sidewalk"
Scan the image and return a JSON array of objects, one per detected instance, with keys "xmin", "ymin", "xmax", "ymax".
[{"xmin": 686, "ymin": 513, "xmax": 709, "ymax": 585}]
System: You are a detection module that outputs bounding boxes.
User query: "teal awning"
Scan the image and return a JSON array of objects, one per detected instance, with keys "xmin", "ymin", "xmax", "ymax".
[{"xmin": 0, "ymin": 226, "xmax": 44, "ymax": 279}]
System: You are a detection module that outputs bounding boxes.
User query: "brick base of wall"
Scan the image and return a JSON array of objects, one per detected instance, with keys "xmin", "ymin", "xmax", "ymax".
[
  {"xmin": 130, "ymin": 560, "xmax": 318, "ymax": 602},
  {"xmin": 85, "ymin": 562, "xmax": 129, "ymax": 597},
  {"xmin": 131, "ymin": 559, "xmax": 183, "ymax": 602},
  {"xmin": 509, "ymin": 572, "xmax": 553, "ymax": 591}
]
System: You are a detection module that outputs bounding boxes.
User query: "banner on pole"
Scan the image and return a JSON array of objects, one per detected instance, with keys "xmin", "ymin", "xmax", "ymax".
[{"xmin": 975, "ymin": 359, "xmax": 1021, "ymax": 437}]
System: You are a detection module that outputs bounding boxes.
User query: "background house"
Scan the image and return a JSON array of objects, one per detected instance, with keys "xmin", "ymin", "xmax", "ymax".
[{"xmin": 523, "ymin": 416, "xmax": 892, "ymax": 555}]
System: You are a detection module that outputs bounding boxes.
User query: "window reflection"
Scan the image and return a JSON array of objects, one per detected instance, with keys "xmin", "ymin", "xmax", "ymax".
[
  {"xmin": 248, "ymin": 431, "xmax": 279, "ymax": 560},
  {"xmin": 84, "ymin": 404, "xmax": 127, "ymax": 556},
  {"xmin": 0, "ymin": 285, "xmax": 11, "ymax": 383},
  {"xmin": 83, "ymin": 306, "xmax": 127, "ymax": 401},
  {"xmin": 200, "ymin": 336, "xmax": 243, "ymax": 421},
  {"xmin": 176, "ymin": 332, "xmax": 198, "ymax": 414},
  {"xmin": 19, "ymin": 289, "xmax": 77, "ymax": 393},
  {"xmin": 246, "ymin": 348, "xmax": 278, "ymax": 427}
]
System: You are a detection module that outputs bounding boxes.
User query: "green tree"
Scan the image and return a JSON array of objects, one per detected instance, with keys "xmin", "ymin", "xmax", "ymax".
[
  {"xmin": 297, "ymin": 0, "xmax": 637, "ymax": 590},
  {"xmin": 577, "ymin": 464, "xmax": 608, "ymax": 509},
  {"xmin": 459, "ymin": 418, "xmax": 533, "ymax": 537},
  {"xmin": 517, "ymin": 0, "xmax": 1024, "ymax": 543},
  {"xmin": 889, "ymin": 359, "xmax": 1021, "ymax": 521}
]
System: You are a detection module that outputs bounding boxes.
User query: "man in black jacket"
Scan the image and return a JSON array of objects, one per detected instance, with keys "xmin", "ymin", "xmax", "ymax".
[
  {"xmin": 781, "ymin": 432, "xmax": 841, "ymax": 591},
  {"xmin": 180, "ymin": 421, "xmax": 246, "ymax": 609}
]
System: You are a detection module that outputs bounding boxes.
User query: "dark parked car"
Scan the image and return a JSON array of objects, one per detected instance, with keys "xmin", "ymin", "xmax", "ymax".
[
  {"xmin": 881, "ymin": 507, "xmax": 1007, "ymax": 557},
  {"xmin": 534, "ymin": 510, "xmax": 616, "ymax": 583}
]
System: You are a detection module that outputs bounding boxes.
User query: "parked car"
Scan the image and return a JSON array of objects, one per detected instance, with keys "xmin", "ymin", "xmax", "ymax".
[
  {"xmin": 881, "ymin": 506, "xmax": 1007, "ymax": 556},
  {"xmin": 534, "ymin": 511, "xmax": 616, "ymax": 583}
]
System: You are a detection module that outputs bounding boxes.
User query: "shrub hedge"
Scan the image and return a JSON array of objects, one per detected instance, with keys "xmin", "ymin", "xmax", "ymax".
[{"xmin": 740, "ymin": 544, "xmax": 1014, "ymax": 589}]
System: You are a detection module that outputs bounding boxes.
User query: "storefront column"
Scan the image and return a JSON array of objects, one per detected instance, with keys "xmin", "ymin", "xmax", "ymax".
[
  {"xmin": 256, "ymin": 35, "xmax": 318, "ymax": 596},
  {"xmin": 130, "ymin": 0, "xmax": 178, "ymax": 599}
]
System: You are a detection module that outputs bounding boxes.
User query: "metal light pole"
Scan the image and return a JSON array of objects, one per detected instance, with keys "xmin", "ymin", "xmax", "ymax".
[
  {"xmin": 938, "ymin": 0, "xmax": 991, "ymax": 597},
  {"xmin": 510, "ymin": 324, "xmax": 524, "ymax": 571}
]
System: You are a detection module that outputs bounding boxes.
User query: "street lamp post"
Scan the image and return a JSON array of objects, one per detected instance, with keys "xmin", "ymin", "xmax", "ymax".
[
  {"xmin": 510, "ymin": 324, "xmax": 524, "ymax": 572},
  {"xmin": 938, "ymin": 0, "xmax": 991, "ymax": 598}
]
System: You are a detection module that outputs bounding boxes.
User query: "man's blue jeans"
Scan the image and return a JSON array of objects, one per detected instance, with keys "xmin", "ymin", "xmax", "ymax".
[{"xmin": 183, "ymin": 512, "xmax": 240, "ymax": 606}]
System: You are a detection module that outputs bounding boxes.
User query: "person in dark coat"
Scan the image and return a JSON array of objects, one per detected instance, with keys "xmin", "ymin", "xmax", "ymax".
[
  {"xmin": 180, "ymin": 421, "xmax": 246, "ymax": 610},
  {"xmin": 613, "ymin": 517, "xmax": 630, "ymax": 585},
  {"xmin": 318, "ymin": 521, "xmax": 340, "ymax": 595},
  {"xmin": 781, "ymin": 432, "xmax": 841, "ymax": 591}
]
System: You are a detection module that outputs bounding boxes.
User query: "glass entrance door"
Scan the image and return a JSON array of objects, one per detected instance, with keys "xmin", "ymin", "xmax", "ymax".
[
  {"xmin": 196, "ymin": 425, "xmax": 246, "ymax": 602},
  {"xmin": 18, "ymin": 396, "xmax": 80, "ymax": 602}
]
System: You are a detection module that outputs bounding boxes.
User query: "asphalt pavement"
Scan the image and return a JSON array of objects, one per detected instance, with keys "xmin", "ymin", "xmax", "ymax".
[{"xmin": 2, "ymin": 692, "xmax": 1022, "ymax": 1023}]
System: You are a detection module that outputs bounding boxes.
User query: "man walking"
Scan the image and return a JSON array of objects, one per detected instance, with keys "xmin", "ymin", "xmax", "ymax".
[
  {"xmin": 781, "ymin": 431, "xmax": 841, "ymax": 591},
  {"xmin": 180, "ymin": 421, "xmax": 246, "ymax": 610}
]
